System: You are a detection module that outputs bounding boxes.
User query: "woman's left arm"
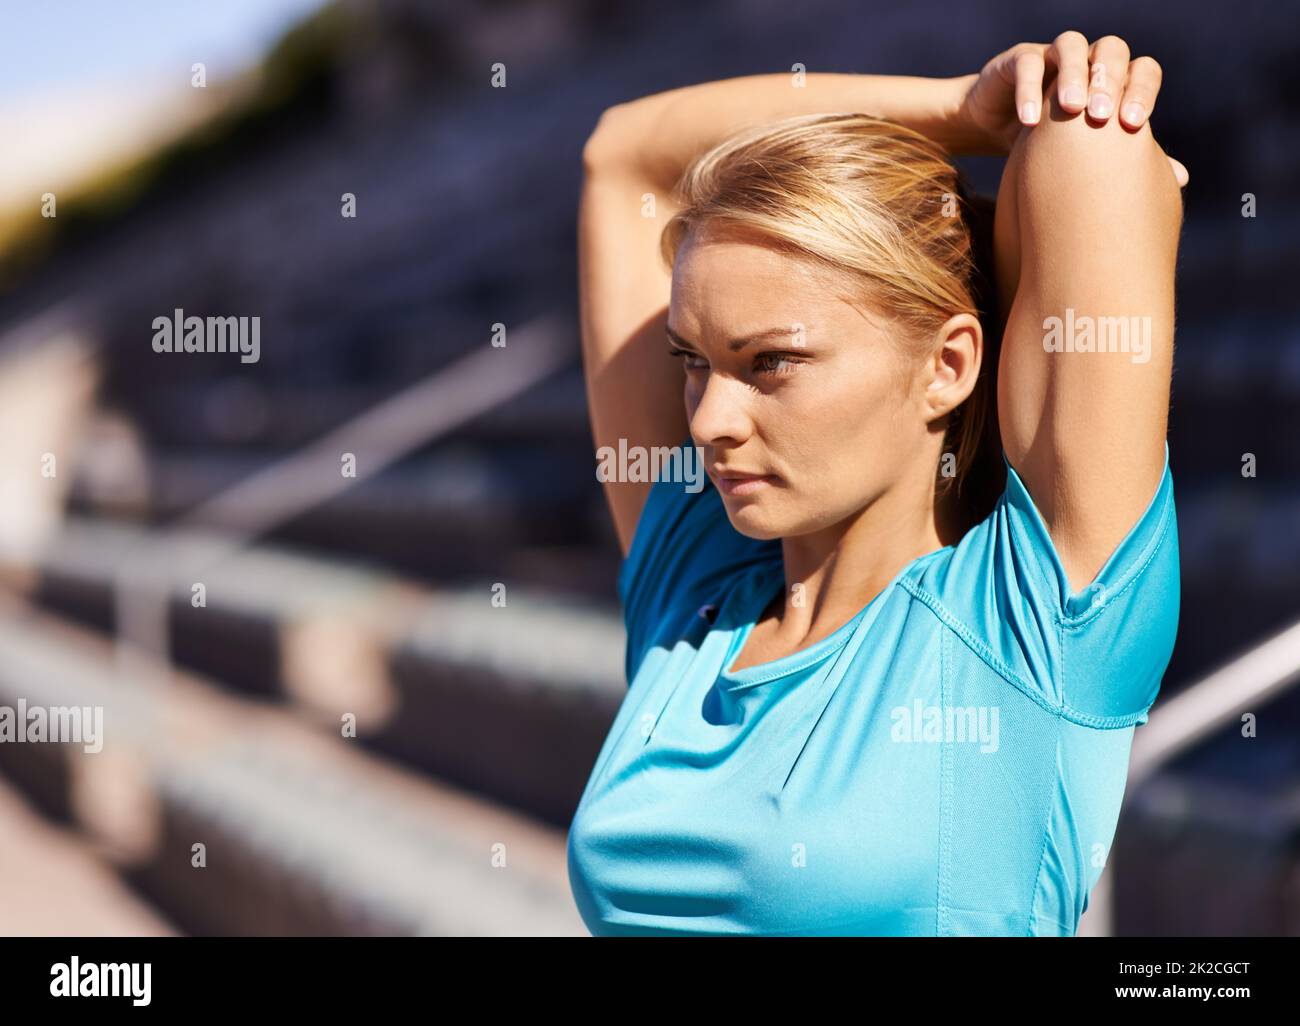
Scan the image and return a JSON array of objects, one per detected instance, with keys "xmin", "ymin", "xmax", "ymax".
[{"xmin": 979, "ymin": 32, "xmax": 1187, "ymax": 595}]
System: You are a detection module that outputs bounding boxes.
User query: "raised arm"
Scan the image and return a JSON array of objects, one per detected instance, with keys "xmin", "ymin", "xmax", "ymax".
[
  {"xmin": 579, "ymin": 73, "xmax": 988, "ymax": 556},
  {"xmin": 988, "ymin": 33, "xmax": 1187, "ymax": 595}
]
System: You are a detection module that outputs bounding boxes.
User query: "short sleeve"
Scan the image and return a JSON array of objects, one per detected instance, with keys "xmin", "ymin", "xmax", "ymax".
[
  {"xmin": 617, "ymin": 439, "xmax": 778, "ymax": 683},
  {"xmin": 935, "ymin": 440, "xmax": 1179, "ymax": 727}
]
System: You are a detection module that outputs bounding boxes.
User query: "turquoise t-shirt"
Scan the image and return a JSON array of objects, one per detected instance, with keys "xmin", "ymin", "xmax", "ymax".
[{"xmin": 567, "ymin": 440, "xmax": 1179, "ymax": 936}]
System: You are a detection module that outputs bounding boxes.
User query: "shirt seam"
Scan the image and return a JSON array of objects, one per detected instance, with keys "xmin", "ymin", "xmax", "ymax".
[
  {"xmin": 1006, "ymin": 447, "xmax": 1174, "ymax": 630},
  {"xmin": 721, "ymin": 614, "xmax": 862, "ymax": 689},
  {"xmin": 898, "ymin": 578, "xmax": 1147, "ymax": 729},
  {"xmin": 1025, "ymin": 715, "xmax": 1066, "ymax": 936},
  {"xmin": 937, "ymin": 625, "xmax": 954, "ymax": 936},
  {"xmin": 1057, "ymin": 492, "xmax": 1175, "ymax": 630}
]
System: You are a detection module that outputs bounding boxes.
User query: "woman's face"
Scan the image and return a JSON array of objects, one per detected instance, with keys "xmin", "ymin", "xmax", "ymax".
[{"xmin": 667, "ymin": 226, "xmax": 971, "ymax": 541}]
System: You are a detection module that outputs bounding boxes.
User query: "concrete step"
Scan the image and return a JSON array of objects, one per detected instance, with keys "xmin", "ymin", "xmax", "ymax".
[
  {"xmin": 4, "ymin": 514, "xmax": 627, "ymax": 826},
  {"xmin": 116, "ymin": 367, "xmax": 593, "ymax": 451},
  {"xmin": 0, "ymin": 589, "xmax": 586, "ymax": 936},
  {"xmin": 64, "ymin": 440, "xmax": 616, "ymax": 585},
  {"xmin": 0, "ymin": 773, "xmax": 180, "ymax": 936}
]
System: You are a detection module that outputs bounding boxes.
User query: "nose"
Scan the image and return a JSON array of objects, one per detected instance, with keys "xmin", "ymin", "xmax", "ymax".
[{"xmin": 687, "ymin": 370, "xmax": 754, "ymax": 449}]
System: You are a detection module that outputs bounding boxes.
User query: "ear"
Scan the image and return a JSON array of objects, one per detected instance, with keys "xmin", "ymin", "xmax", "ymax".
[{"xmin": 922, "ymin": 313, "xmax": 982, "ymax": 423}]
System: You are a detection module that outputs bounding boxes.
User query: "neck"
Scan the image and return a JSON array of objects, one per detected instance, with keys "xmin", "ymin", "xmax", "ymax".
[{"xmin": 767, "ymin": 459, "xmax": 967, "ymax": 643}]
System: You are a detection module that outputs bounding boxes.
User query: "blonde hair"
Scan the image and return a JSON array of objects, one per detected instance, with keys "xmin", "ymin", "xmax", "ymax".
[{"xmin": 659, "ymin": 111, "xmax": 1005, "ymax": 528}]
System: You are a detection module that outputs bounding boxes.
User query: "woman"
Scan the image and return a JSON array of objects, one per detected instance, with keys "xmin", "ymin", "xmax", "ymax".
[{"xmin": 567, "ymin": 33, "xmax": 1187, "ymax": 936}]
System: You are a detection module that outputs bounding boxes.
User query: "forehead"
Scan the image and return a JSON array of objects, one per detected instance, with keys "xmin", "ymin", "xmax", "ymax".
[{"xmin": 669, "ymin": 225, "xmax": 861, "ymax": 333}]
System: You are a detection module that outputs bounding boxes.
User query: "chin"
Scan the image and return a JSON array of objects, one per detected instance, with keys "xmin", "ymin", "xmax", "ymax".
[{"xmin": 720, "ymin": 501, "xmax": 788, "ymax": 541}]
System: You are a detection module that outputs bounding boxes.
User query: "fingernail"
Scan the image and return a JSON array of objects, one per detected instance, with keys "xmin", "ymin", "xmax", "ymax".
[
  {"xmin": 1121, "ymin": 101, "xmax": 1146, "ymax": 125},
  {"xmin": 1088, "ymin": 93, "xmax": 1113, "ymax": 118},
  {"xmin": 1020, "ymin": 101, "xmax": 1038, "ymax": 124},
  {"xmin": 1063, "ymin": 84, "xmax": 1086, "ymax": 107}
]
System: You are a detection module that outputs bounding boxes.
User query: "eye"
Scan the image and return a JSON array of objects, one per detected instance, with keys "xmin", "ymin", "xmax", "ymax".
[
  {"xmin": 754, "ymin": 352, "xmax": 804, "ymax": 376},
  {"xmin": 667, "ymin": 345, "xmax": 708, "ymax": 371}
]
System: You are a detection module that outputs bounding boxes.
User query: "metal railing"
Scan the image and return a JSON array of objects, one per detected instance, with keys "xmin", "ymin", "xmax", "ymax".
[
  {"xmin": 1079, "ymin": 616, "xmax": 1300, "ymax": 935},
  {"xmin": 111, "ymin": 316, "xmax": 574, "ymax": 693}
]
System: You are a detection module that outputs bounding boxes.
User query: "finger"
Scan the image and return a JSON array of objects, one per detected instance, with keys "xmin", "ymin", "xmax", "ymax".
[
  {"xmin": 1119, "ymin": 56, "xmax": 1163, "ymax": 128},
  {"xmin": 1048, "ymin": 30, "xmax": 1091, "ymax": 112},
  {"xmin": 1168, "ymin": 156, "xmax": 1189, "ymax": 187},
  {"xmin": 1086, "ymin": 35, "xmax": 1131, "ymax": 122},
  {"xmin": 1014, "ymin": 46, "xmax": 1048, "ymax": 124}
]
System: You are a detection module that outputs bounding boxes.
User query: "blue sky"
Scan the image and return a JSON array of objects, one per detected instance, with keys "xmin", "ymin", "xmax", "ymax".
[{"xmin": 0, "ymin": 0, "xmax": 329, "ymax": 100}]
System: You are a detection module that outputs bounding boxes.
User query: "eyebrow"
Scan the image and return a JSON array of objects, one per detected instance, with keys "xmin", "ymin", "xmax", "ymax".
[{"xmin": 665, "ymin": 324, "xmax": 805, "ymax": 352}]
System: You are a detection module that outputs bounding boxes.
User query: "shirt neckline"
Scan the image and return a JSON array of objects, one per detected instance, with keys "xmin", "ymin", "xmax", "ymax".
[{"xmin": 718, "ymin": 547, "xmax": 953, "ymax": 692}]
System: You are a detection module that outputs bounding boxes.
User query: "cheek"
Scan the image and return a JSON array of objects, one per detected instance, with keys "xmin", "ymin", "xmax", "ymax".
[
  {"xmin": 782, "ymin": 366, "xmax": 911, "ymax": 500},
  {"xmin": 793, "ymin": 363, "xmax": 903, "ymax": 448}
]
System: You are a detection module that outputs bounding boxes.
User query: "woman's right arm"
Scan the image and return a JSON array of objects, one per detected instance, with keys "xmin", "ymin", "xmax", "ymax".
[{"xmin": 579, "ymin": 73, "xmax": 986, "ymax": 556}]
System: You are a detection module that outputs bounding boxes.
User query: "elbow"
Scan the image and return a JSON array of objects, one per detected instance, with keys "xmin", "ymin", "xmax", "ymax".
[
  {"xmin": 582, "ymin": 102, "xmax": 634, "ymax": 175},
  {"xmin": 1013, "ymin": 91, "xmax": 1185, "ymax": 230}
]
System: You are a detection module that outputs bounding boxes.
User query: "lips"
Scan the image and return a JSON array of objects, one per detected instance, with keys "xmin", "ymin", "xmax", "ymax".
[{"xmin": 711, "ymin": 466, "xmax": 777, "ymax": 496}]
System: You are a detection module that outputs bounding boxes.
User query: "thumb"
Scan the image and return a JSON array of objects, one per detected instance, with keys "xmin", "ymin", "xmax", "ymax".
[{"xmin": 1167, "ymin": 156, "xmax": 1189, "ymax": 188}]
